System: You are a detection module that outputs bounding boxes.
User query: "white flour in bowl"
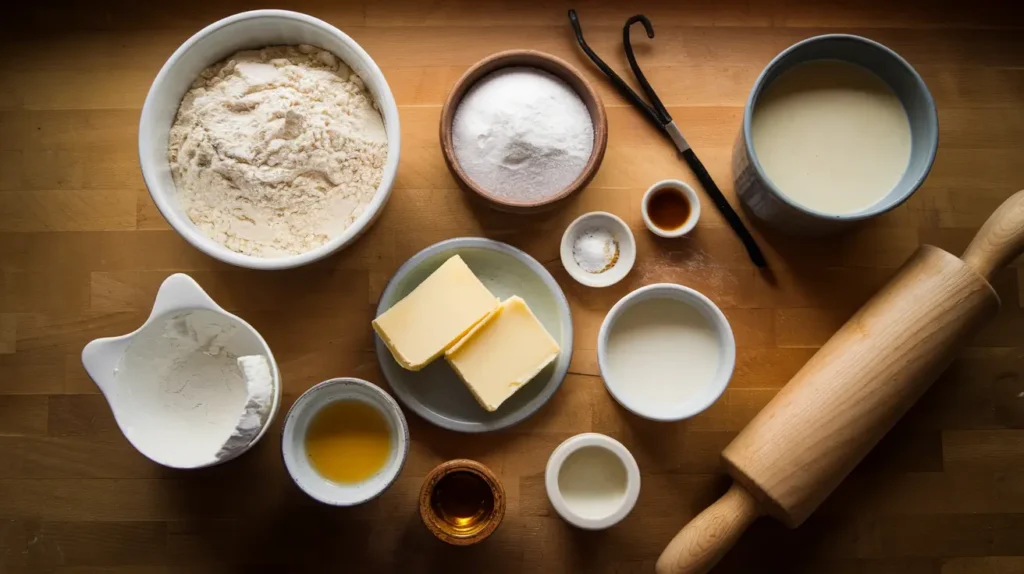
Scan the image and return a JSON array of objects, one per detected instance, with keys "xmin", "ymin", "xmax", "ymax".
[{"xmin": 168, "ymin": 45, "xmax": 387, "ymax": 258}]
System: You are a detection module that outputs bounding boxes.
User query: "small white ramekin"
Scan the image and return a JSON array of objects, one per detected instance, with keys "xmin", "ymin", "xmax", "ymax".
[
  {"xmin": 641, "ymin": 179, "xmax": 701, "ymax": 238},
  {"xmin": 545, "ymin": 433, "xmax": 641, "ymax": 530},
  {"xmin": 282, "ymin": 378, "xmax": 409, "ymax": 506},
  {"xmin": 560, "ymin": 211, "xmax": 637, "ymax": 288},
  {"xmin": 598, "ymin": 283, "xmax": 735, "ymax": 421},
  {"xmin": 139, "ymin": 10, "xmax": 401, "ymax": 270}
]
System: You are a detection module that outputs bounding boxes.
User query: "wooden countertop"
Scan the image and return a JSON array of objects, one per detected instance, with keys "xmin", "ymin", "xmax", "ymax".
[{"xmin": 1, "ymin": 1, "xmax": 1022, "ymax": 572}]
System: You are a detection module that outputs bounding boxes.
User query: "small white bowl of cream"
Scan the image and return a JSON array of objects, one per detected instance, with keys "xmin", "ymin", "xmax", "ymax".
[
  {"xmin": 598, "ymin": 284, "xmax": 735, "ymax": 421},
  {"xmin": 545, "ymin": 433, "xmax": 640, "ymax": 530}
]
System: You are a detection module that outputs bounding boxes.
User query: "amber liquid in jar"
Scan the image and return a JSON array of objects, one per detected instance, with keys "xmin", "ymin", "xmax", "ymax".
[
  {"xmin": 430, "ymin": 470, "xmax": 495, "ymax": 536},
  {"xmin": 647, "ymin": 187, "xmax": 692, "ymax": 231}
]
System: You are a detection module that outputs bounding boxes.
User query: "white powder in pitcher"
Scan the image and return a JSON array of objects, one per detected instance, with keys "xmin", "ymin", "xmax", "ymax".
[
  {"xmin": 168, "ymin": 45, "xmax": 387, "ymax": 258},
  {"xmin": 113, "ymin": 310, "xmax": 274, "ymax": 467},
  {"xmin": 452, "ymin": 67, "xmax": 594, "ymax": 202}
]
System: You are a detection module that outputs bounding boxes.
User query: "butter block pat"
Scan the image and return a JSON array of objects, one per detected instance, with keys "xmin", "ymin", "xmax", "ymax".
[
  {"xmin": 373, "ymin": 255, "xmax": 499, "ymax": 371},
  {"xmin": 445, "ymin": 296, "xmax": 560, "ymax": 412}
]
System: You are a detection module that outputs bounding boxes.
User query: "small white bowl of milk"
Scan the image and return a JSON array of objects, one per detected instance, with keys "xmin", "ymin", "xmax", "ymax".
[
  {"xmin": 545, "ymin": 433, "xmax": 641, "ymax": 530},
  {"xmin": 598, "ymin": 284, "xmax": 735, "ymax": 421}
]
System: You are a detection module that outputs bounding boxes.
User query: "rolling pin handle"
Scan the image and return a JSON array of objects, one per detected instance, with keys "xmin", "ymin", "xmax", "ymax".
[
  {"xmin": 655, "ymin": 482, "xmax": 763, "ymax": 574},
  {"xmin": 962, "ymin": 189, "xmax": 1024, "ymax": 280}
]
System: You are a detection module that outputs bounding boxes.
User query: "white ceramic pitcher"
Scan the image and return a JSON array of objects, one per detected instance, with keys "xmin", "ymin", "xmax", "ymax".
[{"xmin": 81, "ymin": 273, "xmax": 282, "ymax": 468}]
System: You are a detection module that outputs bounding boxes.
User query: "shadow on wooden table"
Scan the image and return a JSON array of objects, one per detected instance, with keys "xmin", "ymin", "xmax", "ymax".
[
  {"xmin": 157, "ymin": 428, "xmax": 387, "ymax": 569},
  {"xmin": 382, "ymin": 510, "xmax": 524, "ymax": 573}
]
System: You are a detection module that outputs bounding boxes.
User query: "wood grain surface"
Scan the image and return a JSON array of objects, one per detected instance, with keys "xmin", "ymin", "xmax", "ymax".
[{"xmin": 1, "ymin": 1, "xmax": 1023, "ymax": 573}]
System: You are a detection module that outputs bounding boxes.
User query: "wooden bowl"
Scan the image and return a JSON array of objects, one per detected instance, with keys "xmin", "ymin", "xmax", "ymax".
[
  {"xmin": 439, "ymin": 50, "xmax": 608, "ymax": 213},
  {"xmin": 419, "ymin": 459, "xmax": 506, "ymax": 545}
]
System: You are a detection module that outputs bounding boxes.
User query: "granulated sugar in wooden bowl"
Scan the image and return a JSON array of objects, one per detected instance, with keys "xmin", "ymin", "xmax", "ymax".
[{"xmin": 440, "ymin": 50, "xmax": 608, "ymax": 213}]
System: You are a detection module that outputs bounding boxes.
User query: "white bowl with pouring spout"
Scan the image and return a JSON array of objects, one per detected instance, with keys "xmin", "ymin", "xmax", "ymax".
[{"xmin": 81, "ymin": 273, "xmax": 282, "ymax": 468}]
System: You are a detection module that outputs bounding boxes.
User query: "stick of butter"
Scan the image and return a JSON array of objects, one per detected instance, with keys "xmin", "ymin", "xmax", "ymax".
[
  {"xmin": 373, "ymin": 255, "xmax": 499, "ymax": 371},
  {"xmin": 445, "ymin": 296, "xmax": 560, "ymax": 412}
]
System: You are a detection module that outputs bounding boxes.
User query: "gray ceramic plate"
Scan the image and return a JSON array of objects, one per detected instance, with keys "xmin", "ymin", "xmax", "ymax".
[{"xmin": 374, "ymin": 238, "xmax": 573, "ymax": 432}]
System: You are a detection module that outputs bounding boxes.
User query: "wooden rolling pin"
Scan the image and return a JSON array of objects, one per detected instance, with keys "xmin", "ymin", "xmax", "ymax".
[{"xmin": 656, "ymin": 189, "xmax": 1024, "ymax": 574}]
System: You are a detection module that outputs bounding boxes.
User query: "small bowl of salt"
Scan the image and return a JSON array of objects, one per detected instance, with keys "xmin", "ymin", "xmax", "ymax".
[
  {"xmin": 560, "ymin": 212, "xmax": 636, "ymax": 288},
  {"xmin": 440, "ymin": 50, "xmax": 608, "ymax": 213}
]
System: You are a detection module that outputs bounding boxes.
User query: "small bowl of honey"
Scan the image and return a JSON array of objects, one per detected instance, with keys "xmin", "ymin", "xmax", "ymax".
[
  {"xmin": 419, "ymin": 459, "xmax": 505, "ymax": 545},
  {"xmin": 282, "ymin": 377, "xmax": 409, "ymax": 506},
  {"xmin": 641, "ymin": 179, "xmax": 701, "ymax": 238}
]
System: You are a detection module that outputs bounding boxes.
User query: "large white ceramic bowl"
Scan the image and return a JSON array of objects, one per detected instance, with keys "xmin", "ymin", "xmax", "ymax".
[
  {"xmin": 138, "ymin": 10, "xmax": 401, "ymax": 270},
  {"xmin": 81, "ymin": 274, "xmax": 282, "ymax": 469}
]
